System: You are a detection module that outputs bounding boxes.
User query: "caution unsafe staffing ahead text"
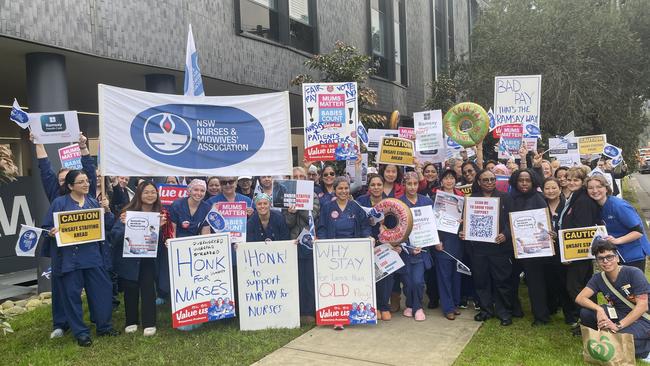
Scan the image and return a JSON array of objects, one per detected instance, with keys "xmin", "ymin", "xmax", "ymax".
[{"xmin": 54, "ymin": 208, "xmax": 105, "ymax": 247}]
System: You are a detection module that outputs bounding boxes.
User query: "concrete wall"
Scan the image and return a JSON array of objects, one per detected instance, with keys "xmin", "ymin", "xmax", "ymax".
[{"xmin": 0, "ymin": 0, "xmax": 471, "ymax": 116}]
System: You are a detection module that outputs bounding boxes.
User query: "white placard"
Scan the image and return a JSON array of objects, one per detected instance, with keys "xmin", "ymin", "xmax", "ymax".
[
  {"xmin": 30, "ymin": 110, "xmax": 80, "ymax": 145},
  {"xmin": 237, "ymin": 241, "xmax": 300, "ymax": 331},
  {"xmin": 314, "ymin": 238, "xmax": 377, "ymax": 326},
  {"xmin": 167, "ymin": 233, "xmax": 235, "ymax": 328},
  {"xmin": 374, "ymin": 244, "xmax": 404, "ymax": 282},
  {"xmin": 463, "ymin": 197, "xmax": 500, "ymax": 243},
  {"xmin": 493, "ymin": 75, "xmax": 542, "ymax": 137},
  {"xmin": 510, "ymin": 208, "xmax": 554, "ymax": 259},
  {"xmin": 123, "ymin": 211, "xmax": 161, "ymax": 258},
  {"xmin": 433, "ymin": 191, "xmax": 464, "ymax": 234},
  {"xmin": 367, "ymin": 128, "xmax": 398, "ymax": 152},
  {"xmin": 414, "ymin": 110, "xmax": 444, "ymax": 151},
  {"xmin": 408, "ymin": 206, "xmax": 440, "ymax": 247}
]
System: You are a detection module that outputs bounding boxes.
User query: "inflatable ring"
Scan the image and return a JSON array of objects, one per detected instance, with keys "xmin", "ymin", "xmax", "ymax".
[
  {"xmin": 389, "ymin": 110, "xmax": 400, "ymax": 130},
  {"xmin": 375, "ymin": 198, "xmax": 413, "ymax": 246},
  {"xmin": 443, "ymin": 102, "xmax": 490, "ymax": 148}
]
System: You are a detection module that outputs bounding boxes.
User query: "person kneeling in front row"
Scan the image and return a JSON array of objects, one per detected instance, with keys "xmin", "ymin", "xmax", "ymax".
[{"xmin": 575, "ymin": 240, "xmax": 650, "ymax": 362}]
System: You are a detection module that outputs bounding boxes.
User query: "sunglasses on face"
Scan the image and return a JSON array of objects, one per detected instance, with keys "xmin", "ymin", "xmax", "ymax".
[
  {"xmin": 222, "ymin": 180, "xmax": 236, "ymax": 185},
  {"xmin": 323, "ymin": 172, "xmax": 336, "ymax": 177},
  {"xmin": 480, "ymin": 177, "xmax": 496, "ymax": 183}
]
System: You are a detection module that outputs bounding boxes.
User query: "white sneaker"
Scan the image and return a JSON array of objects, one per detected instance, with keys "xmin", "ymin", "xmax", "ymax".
[
  {"xmin": 143, "ymin": 327, "xmax": 156, "ymax": 337},
  {"xmin": 50, "ymin": 328, "xmax": 64, "ymax": 339},
  {"xmin": 125, "ymin": 325, "xmax": 138, "ymax": 334},
  {"xmin": 640, "ymin": 353, "xmax": 650, "ymax": 363}
]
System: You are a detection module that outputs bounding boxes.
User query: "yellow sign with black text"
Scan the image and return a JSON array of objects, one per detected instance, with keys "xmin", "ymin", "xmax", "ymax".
[
  {"xmin": 559, "ymin": 226, "xmax": 607, "ymax": 262},
  {"xmin": 578, "ymin": 135, "xmax": 607, "ymax": 155},
  {"xmin": 377, "ymin": 136, "xmax": 415, "ymax": 167},
  {"xmin": 54, "ymin": 208, "xmax": 105, "ymax": 247}
]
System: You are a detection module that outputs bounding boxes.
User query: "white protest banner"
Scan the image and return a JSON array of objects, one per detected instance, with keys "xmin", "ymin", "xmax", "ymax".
[
  {"xmin": 99, "ymin": 84, "xmax": 292, "ymax": 177},
  {"xmin": 58, "ymin": 144, "xmax": 83, "ymax": 170},
  {"xmin": 207, "ymin": 202, "xmax": 247, "ymax": 246},
  {"xmin": 303, "ymin": 82, "xmax": 359, "ymax": 161},
  {"xmin": 123, "ymin": 211, "xmax": 161, "ymax": 258},
  {"xmin": 414, "ymin": 110, "xmax": 444, "ymax": 151},
  {"xmin": 399, "ymin": 127, "xmax": 444, "ymax": 164},
  {"xmin": 15, "ymin": 225, "xmax": 45, "ymax": 257},
  {"xmin": 314, "ymin": 238, "xmax": 377, "ymax": 326},
  {"xmin": 237, "ymin": 241, "xmax": 300, "ymax": 331},
  {"xmin": 367, "ymin": 128, "xmax": 398, "ymax": 152},
  {"xmin": 54, "ymin": 208, "xmax": 105, "ymax": 247},
  {"xmin": 272, "ymin": 179, "xmax": 314, "ymax": 210},
  {"xmin": 408, "ymin": 206, "xmax": 440, "ymax": 247},
  {"xmin": 559, "ymin": 226, "xmax": 608, "ymax": 263},
  {"xmin": 549, "ymin": 133, "xmax": 580, "ymax": 166},
  {"xmin": 510, "ymin": 208, "xmax": 554, "ymax": 259},
  {"xmin": 433, "ymin": 191, "xmax": 464, "ymax": 234},
  {"xmin": 168, "ymin": 233, "xmax": 235, "ymax": 328},
  {"xmin": 493, "ymin": 75, "xmax": 542, "ymax": 137},
  {"xmin": 374, "ymin": 244, "xmax": 404, "ymax": 282},
  {"xmin": 29, "ymin": 111, "xmax": 80, "ymax": 145},
  {"xmin": 463, "ymin": 197, "xmax": 500, "ymax": 243}
]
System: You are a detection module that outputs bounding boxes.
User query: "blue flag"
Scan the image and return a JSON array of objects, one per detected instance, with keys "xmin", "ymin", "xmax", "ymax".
[
  {"xmin": 10, "ymin": 98, "xmax": 29, "ymax": 129},
  {"xmin": 183, "ymin": 24, "xmax": 205, "ymax": 96}
]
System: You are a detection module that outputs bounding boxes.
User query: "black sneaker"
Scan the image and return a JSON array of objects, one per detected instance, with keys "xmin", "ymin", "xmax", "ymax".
[
  {"xmin": 500, "ymin": 318, "xmax": 513, "ymax": 326},
  {"xmin": 474, "ymin": 312, "xmax": 492, "ymax": 322},
  {"xmin": 77, "ymin": 335, "xmax": 92, "ymax": 347},
  {"xmin": 97, "ymin": 329, "xmax": 120, "ymax": 337}
]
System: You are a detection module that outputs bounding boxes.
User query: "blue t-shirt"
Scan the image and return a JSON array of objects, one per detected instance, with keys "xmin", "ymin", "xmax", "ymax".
[
  {"xmin": 586, "ymin": 265, "xmax": 650, "ymax": 317},
  {"xmin": 602, "ymin": 196, "xmax": 650, "ymax": 262}
]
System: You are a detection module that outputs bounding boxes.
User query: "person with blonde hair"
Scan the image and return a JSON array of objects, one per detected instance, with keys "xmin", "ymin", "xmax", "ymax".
[{"xmin": 586, "ymin": 174, "xmax": 650, "ymax": 271}]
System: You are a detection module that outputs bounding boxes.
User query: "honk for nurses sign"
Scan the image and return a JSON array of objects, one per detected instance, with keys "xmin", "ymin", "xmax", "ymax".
[
  {"xmin": 377, "ymin": 136, "xmax": 415, "ymax": 167},
  {"xmin": 54, "ymin": 208, "xmax": 105, "ymax": 247}
]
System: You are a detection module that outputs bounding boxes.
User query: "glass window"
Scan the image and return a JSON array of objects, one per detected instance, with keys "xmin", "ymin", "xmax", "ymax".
[
  {"xmin": 393, "ymin": 0, "xmax": 406, "ymax": 85},
  {"xmin": 434, "ymin": 0, "xmax": 448, "ymax": 73},
  {"xmin": 370, "ymin": 0, "xmax": 389, "ymax": 78},
  {"xmin": 447, "ymin": 0, "xmax": 454, "ymax": 59},
  {"xmin": 239, "ymin": 0, "xmax": 316, "ymax": 54}
]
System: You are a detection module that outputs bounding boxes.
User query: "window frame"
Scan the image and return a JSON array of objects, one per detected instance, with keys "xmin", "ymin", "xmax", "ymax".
[
  {"xmin": 235, "ymin": 0, "xmax": 319, "ymax": 56},
  {"xmin": 367, "ymin": 0, "xmax": 408, "ymax": 86}
]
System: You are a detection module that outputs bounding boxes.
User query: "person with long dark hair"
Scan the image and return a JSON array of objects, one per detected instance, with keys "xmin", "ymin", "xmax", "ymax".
[
  {"xmin": 379, "ymin": 164, "xmax": 404, "ymax": 198},
  {"xmin": 464, "ymin": 169, "xmax": 515, "ymax": 326},
  {"xmin": 42, "ymin": 170, "xmax": 118, "ymax": 346},
  {"xmin": 111, "ymin": 181, "xmax": 171, "ymax": 336},
  {"xmin": 317, "ymin": 165, "xmax": 337, "ymax": 205}
]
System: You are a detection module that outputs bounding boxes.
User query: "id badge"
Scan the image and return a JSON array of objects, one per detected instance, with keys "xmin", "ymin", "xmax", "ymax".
[{"xmin": 606, "ymin": 305, "xmax": 618, "ymax": 319}]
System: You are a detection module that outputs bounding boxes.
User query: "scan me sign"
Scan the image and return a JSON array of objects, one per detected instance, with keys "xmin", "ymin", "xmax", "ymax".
[{"xmin": 99, "ymin": 84, "xmax": 292, "ymax": 177}]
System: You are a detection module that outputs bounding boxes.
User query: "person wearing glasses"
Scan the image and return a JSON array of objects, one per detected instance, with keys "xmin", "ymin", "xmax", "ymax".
[
  {"xmin": 463, "ymin": 169, "xmax": 516, "ymax": 327},
  {"xmin": 206, "ymin": 176, "xmax": 254, "ymax": 216},
  {"xmin": 235, "ymin": 176, "xmax": 254, "ymax": 200},
  {"xmin": 316, "ymin": 165, "xmax": 338, "ymax": 205},
  {"xmin": 461, "ymin": 161, "xmax": 480, "ymax": 185},
  {"xmin": 576, "ymin": 240, "xmax": 650, "ymax": 362},
  {"xmin": 42, "ymin": 170, "xmax": 118, "ymax": 346},
  {"xmin": 509, "ymin": 169, "xmax": 555, "ymax": 326},
  {"xmin": 558, "ymin": 166, "xmax": 602, "ymax": 333},
  {"xmin": 586, "ymin": 175, "xmax": 650, "ymax": 272}
]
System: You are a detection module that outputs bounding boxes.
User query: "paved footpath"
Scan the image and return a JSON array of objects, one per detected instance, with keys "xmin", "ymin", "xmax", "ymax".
[{"xmin": 253, "ymin": 307, "xmax": 481, "ymax": 366}]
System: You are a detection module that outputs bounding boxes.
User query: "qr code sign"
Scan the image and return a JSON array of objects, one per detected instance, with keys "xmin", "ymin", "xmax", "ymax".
[{"xmin": 469, "ymin": 214, "xmax": 493, "ymax": 239}]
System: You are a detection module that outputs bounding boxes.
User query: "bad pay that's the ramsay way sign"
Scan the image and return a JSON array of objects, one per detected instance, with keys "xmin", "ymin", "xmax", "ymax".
[
  {"xmin": 167, "ymin": 233, "xmax": 235, "ymax": 328},
  {"xmin": 314, "ymin": 238, "xmax": 377, "ymax": 326},
  {"xmin": 302, "ymin": 82, "xmax": 359, "ymax": 161},
  {"xmin": 99, "ymin": 84, "xmax": 292, "ymax": 177}
]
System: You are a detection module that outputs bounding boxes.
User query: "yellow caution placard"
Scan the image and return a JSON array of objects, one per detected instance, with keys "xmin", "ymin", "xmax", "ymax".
[
  {"xmin": 54, "ymin": 208, "xmax": 105, "ymax": 247},
  {"xmin": 377, "ymin": 136, "xmax": 415, "ymax": 167},
  {"xmin": 559, "ymin": 226, "xmax": 607, "ymax": 262},
  {"xmin": 578, "ymin": 135, "xmax": 607, "ymax": 155}
]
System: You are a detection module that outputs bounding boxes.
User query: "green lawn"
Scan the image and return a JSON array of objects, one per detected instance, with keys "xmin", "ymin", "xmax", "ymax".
[
  {"xmin": 456, "ymin": 177, "xmax": 647, "ymax": 365},
  {"xmin": 1, "ymin": 298, "xmax": 311, "ymax": 365}
]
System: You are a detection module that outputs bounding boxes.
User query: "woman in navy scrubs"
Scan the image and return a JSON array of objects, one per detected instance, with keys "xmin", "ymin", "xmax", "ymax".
[
  {"xmin": 399, "ymin": 172, "xmax": 434, "ymax": 321},
  {"xmin": 316, "ymin": 165, "xmax": 337, "ymax": 205},
  {"xmin": 586, "ymin": 175, "xmax": 650, "ymax": 271},
  {"xmin": 43, "ymin": 170, "xmax": 118, "ymax": 347},
  {"xmin": 247, "ymin": 193, "xmax": 289, "ymax": 242}
]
